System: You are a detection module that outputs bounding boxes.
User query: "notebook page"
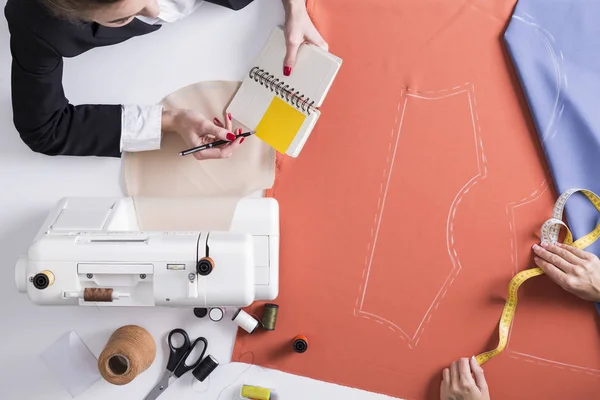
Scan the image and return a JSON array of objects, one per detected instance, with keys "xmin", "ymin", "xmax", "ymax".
[
  {"xmin": 226, "ymin": 75, "xmax": 269, "ymax": 130},
  {"xmin": 226, "ymin": 77, "xmax": 319, "ymax": 155},
  {"xmin": 256, "ymin": 27, "xmax": 341, "ymax": 107}
]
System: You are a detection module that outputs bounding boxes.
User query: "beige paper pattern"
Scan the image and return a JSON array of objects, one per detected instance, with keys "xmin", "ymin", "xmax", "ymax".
[
  {"xmin": 123, "ymin": 81, "xmax": 275, "ymax": 197},
  {"xmin": 132, "ymin": 197, "xmax": 239, "ymax": 231}
]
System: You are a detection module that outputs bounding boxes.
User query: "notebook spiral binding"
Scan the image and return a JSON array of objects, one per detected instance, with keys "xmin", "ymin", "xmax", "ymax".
[{"xmin": 249, "ymin": 67, "xmax": 315, "ymax": 115}]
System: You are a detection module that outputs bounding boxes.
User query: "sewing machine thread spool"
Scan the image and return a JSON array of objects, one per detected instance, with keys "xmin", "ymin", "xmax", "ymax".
[
  {"xmin": 84, "ymin": 288, "xmax": 114, "ymax": 302},
  {"xmin": 192, "ymin": 355, "xmax": 219, "ymax": 382},
  {"xmin": 292, "ymin": 335, "xmax": 308, "ymax": 353},
  {"xmin": 208, "ymin": 307, "xmax": 225, "ymax": 322},
  {"xmin": 261, "ymin": 303, "xmax": 279, "ymax": 331},
  {"xmin": 241, "ymin": 385, "xmax": 273, "ymax": 400},
  {"xmin": 32, "ymin": 270, "xmax": 54, "ymax": 290},
  {"xmin": 97, "ymin": 325, "xmax": 156, "ymax": 385},
  {"xmin": 196, "ymin": 257, "xmax": 214, "ymax": 276},
  {"xmin": 194, "ymin": 308, "xmax": 208, "ymax": 318},
  {"xmin": 232, "ymin": 309, "xmax": 259, "ymax": 333}
]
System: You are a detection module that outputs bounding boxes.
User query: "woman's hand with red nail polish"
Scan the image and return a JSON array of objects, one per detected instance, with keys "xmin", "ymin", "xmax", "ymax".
[
  {"xmin": 282, "ymin": 0, "xmax": 328, "ymax": 76},
  {"xmin": 162, "ymin": 109, "xmax": 243, "ymax": 161}
]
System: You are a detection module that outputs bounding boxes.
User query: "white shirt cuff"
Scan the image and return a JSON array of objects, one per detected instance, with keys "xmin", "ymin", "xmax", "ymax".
[{"xmin": 120, "ymin": 104, "xmax": 163, "ymax": 152}]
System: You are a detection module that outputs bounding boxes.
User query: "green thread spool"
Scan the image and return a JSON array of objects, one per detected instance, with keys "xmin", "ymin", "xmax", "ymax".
[{"xmin": 261, "ymin": 303, "xmax": 279, "ymax": 331}]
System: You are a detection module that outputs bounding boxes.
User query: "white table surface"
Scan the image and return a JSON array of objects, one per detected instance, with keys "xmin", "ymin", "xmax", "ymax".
[{"xmin": 0, "ymin": 1, "xmax": 398, "ymax": 399}]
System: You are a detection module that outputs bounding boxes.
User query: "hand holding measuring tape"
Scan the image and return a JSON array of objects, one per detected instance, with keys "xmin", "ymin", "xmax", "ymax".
[
  {"xmin": 475, "ymin": 189, "xmax": 600, "ymax": 365},
  {"xmin": 533, "ymin": 242, "xmax": 600, "ymax": 302},
  {"xmin": 441, "ymin": 357, "xmax": 490, "ymax": 400}
]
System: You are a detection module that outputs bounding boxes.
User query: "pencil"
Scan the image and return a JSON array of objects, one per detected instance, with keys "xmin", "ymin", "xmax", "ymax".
[{"xmin": 179, "ymin": 131, "xmax": 256, "ymax": 156}]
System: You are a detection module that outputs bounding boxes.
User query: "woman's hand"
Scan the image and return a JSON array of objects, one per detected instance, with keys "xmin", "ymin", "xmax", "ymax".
[
  {"xmin": 441, "ymin": 357, "xmax": 490, "ymax": 400},
  {"xmin": 282, "ymin": 0, "xmax": 328, "ymax": 76},
  {"xmin": 161, "ymin": 109, "xmax": 243, "ymax": 161},
  {"xmin": 533, "ymin": 242, "xmax": 600, "ymax": 301}
]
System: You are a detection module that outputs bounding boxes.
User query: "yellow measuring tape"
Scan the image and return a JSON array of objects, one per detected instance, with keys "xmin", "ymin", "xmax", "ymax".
[{"xmin": 475, "ymin": 189, "xmax": 600, "ymax": 365}]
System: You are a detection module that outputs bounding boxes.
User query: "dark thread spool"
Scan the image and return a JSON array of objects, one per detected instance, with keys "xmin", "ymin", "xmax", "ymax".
[
  {"xmin": 84, "ymin": 288, "xmax": 114, "ymax": 302},
  {"xmin": 194, "ymin": 308, "xmax": 208, "ymax": 318},
  {"xmin": 292, "ymin": 335, "xmax": 308, "ymax": 353},
  {"xmin": 261, "ymin": 303, "xmax": 279, "ymax": 331},
  {"xmin": 196, "ymin": 257, "xmax": 214, "ymax": 276},
  {"xmin": 192, "ymin": 355, "xmax": 219, "ymax": 382},
  {"xmin": 32, "ymin": 270, "xmax": 54, "ymax": 290}
]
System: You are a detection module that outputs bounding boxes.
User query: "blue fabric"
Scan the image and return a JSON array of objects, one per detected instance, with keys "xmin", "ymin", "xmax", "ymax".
[{"xmin": 505, "ymin": 0, "xmax": 600, "ymax": 314}]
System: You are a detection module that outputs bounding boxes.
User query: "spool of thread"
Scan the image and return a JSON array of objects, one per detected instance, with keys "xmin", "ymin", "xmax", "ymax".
[
  {"xmin": 292, "ymin": 335, "xmax": 308, "ymax": 353},
  {"xmin": 97, "ymin": 325, "xmax": 156, "ymax": 385},
  {"xmin": 196, "ymin": 257, "xmax": 214, "ymax": 276},
  {"xmin": 208, "ymin": 307, "xmax": 225, "ymax": 322},
  {"xmin": 232, "ymin": 309, "xmax": 259, "ymax": 334},
  {"xmin": 192, "ymin": 355, "xmax": 219, "ymax": 382},
  {"xmin": 194, "ymin": 307, "xmax": 208, "ymax": 318},
  {"xmin": 84, "ymin": 288, "xmax": 114, "ymax": 302},
  {"xmin": 32, "ymin": 270, "xmax": 55, "ymax": 290},
  {"xmin": 241, "ymin": 385, "xmax": 273, "ymax": 400},
  {"xmin": 260, "ymin": 303, "xmax": 279, "ymax": 331}
]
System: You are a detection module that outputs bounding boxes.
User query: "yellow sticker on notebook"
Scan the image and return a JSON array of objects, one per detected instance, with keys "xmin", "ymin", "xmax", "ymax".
[{"xmin": 255, "ymin": 96, "xmax": 306, "ymax": 154}]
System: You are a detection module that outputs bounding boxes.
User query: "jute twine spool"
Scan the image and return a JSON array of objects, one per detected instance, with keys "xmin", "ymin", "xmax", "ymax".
[{"xmin": 98, "ymin": 325, "xmax": 156, "ymax": 385}]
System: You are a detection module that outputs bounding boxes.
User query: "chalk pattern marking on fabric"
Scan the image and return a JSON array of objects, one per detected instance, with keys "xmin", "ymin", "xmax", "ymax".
[
  {"xmin": 509, "ymin": 351, "xmax": 600, "ymax": 377},
  {"xmin": 505, "ymin": 191, "xmax": 600, "ymax": 373},
  {"xmin": 504, "ymin": 14, "xmax": 598, "ymax": 375},
  {"xmin": 506, "ymin": 180, "xmax": 549, "ymax": 271},
  {"xmin": 477, "ymin": 189, "xmax": 600, "ymax": 366},
  {"xmin": 512, "ymin": 14, "xmax": 567, "ymax": 144},
  {"xmin": 354, "ymin": 83, "xmax": 488, "ymax": 349}
]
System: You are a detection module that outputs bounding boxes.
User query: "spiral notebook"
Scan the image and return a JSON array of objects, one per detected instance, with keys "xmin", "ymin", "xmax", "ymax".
[{"xmin": 227, "ymin": 27, "xmax": 342, "ymax": 157}]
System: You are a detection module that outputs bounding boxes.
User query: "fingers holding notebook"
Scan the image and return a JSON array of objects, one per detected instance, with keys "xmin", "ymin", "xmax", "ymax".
[{"xmin": 283, "ymin": 2, "xmax": 328, "ymax": 76}]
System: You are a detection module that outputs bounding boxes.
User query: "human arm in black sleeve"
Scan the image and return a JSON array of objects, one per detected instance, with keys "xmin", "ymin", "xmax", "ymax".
[
  {"xmin": 6, "ymin": 20, "xmax": 123, "ymax": 157},
  {"xmin": 205, "ymin": 0, "xmax": 254, "ymax": 11}
]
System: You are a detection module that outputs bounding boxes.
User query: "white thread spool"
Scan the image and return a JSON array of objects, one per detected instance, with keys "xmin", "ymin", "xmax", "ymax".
[
  {"xmin": 231, "ymin": 309, "xmax": 259, "ymax": 334},
  {"xmin": 208, "ymin": 307, "xmax": 225, "ymax": 322}
]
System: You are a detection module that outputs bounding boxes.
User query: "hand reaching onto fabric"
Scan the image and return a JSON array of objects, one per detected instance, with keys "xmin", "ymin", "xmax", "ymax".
[
  {"xmin": 533, "ymin": 242, "xmax": 600, "ymax": 301},
  {"xmin": 440, "ymin": 357, "xmax": 490, "ymax": 400},
  {"xmin": 282, "ymin": 0, "xmax": 328, "ymax": 76},
  {"xmin": 161, "ymin": 110, "xmax": 243, "ymax": 161}
]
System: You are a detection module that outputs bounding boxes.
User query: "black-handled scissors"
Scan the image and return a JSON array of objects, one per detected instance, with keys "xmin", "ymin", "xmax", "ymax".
[{"xmin": 144, "ymin": 329, "xmax": 208, "ymax": 400}]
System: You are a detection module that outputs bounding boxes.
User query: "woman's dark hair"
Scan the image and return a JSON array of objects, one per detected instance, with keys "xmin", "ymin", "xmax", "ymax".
[{"xmin": 41, "ymin": 0, "xmax": 123, "ymax": 21}]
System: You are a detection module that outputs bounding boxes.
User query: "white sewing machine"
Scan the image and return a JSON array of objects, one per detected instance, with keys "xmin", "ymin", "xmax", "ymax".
[{"xmin": 15, "ymin": 197, "xmax": 279, "ymax": 307}]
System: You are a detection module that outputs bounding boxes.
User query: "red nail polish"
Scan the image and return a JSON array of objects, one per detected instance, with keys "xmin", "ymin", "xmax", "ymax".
[
  {"xmin": 237, "ymin": 128, "xmax": 242, "ymax": 135},
  {"xmin": 213, "ymin": 117, "xmax": 221, "ymax": 125},
  {"xmin": 226, "ymin": 133, "xmax": 236, "ymax": 141},
  {"xmin": 227, "ymin": 113, "xmax": 232, "ymax": 121},
  {"xmin": 240, "ymin": 138, "xmax": 245, "ymax": 144},
  {"xmin": 284, "ymin": 66, "xmax": 292, "ymax": 76}
]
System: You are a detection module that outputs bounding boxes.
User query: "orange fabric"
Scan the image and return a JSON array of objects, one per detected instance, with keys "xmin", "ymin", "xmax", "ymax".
[{"xmin": 234, "ymin": 0, "xmax": 600, "ymax": 398}]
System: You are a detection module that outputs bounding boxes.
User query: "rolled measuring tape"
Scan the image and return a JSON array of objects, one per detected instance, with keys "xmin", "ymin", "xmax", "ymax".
[{"xmin": 475, "ymin": 189, "xmax": 600, "ymax": 365}]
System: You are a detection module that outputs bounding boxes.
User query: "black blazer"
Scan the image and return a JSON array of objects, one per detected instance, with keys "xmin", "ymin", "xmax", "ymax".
[{"xmin": 4, "ymin": 0, "xmax": 253, "ymax": 157}]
